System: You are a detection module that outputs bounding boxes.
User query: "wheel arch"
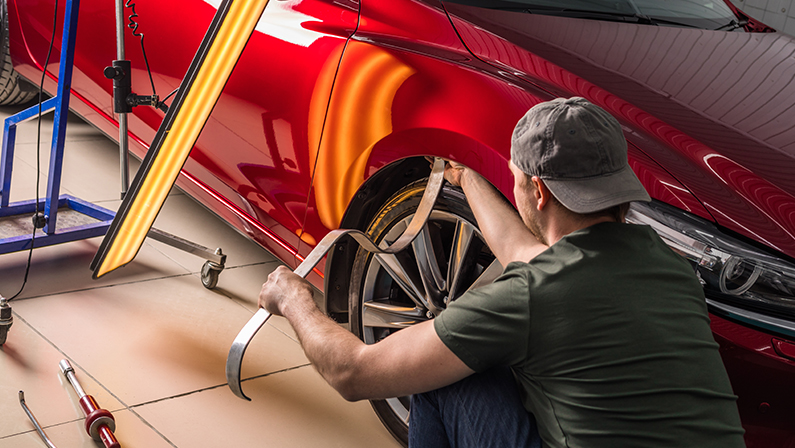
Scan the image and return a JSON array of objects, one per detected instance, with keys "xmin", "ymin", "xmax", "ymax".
[{"xmin": 321, "ymin": 128, "xmax": 511, "ymax": 322}]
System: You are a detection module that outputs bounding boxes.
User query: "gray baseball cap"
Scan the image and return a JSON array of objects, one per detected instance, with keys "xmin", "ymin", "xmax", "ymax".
[{"xmin": 510, "ymin": 97, "xmax": 650, "ymax": 214}]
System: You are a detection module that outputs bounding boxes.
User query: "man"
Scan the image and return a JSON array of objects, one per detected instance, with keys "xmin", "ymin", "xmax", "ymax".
[{"xmin": 258, "ymin": 97, "xmax": 745, "ymax": 447}]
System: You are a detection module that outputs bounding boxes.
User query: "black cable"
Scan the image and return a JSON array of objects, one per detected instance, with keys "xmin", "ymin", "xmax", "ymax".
[
  {"xmin": 8, "ymin": 0, "xmax": 59, "ymax": 301},
  {"xmin": 125, "ymin": 0, "xmax": 157, "ymax": 96},
  {"xmin": 161, "ymin": 87, "xmax": 178, "ymax": 104},
  {"xmin": 154, "ymin": 87, "xmax": 178, "ymax": 112}
]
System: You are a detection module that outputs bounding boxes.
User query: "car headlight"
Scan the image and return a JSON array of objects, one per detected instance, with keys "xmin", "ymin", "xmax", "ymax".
[{"xmin": 627, "ymin": 201, "xmax": 795, "ymax": 338}]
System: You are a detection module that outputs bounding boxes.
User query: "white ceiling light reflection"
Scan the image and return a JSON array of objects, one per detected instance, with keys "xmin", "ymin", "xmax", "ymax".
[{"xmin": 203, "ymin": 0, "xmax": 317, "ymax": 47}]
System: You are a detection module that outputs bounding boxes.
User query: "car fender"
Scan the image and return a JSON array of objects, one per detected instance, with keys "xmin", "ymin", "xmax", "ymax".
[{"xmin": 317, "ymin": 128, "xmax": 509, "ymax": 322}]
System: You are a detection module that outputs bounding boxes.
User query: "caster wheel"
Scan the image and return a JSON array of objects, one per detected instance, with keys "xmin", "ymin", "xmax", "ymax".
[{"xmin": 201, "ymin": 261, "xmax": 222, "ymax": 289}]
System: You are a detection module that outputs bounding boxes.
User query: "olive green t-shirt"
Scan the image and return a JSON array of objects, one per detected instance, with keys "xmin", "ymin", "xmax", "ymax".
[{"xmin": 434, "ymin": 222, "xmax": 745, "ymax": 448}]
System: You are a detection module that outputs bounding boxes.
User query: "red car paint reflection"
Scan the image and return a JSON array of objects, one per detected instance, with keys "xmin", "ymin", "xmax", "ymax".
[{"xmin": 6, "ymin": 0, "xmax": 795, "ymax": 445}]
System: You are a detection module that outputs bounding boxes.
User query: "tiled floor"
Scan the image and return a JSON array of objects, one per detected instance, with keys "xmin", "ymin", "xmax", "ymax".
[{"xmin": 0, "ymin": 104, "xmax": 402, "ymax": 447}]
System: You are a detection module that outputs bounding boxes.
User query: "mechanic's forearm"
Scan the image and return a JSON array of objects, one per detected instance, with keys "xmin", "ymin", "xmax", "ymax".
[
  {"xmin": 459, "ymin": 169, "xmax": 544, "ymax": 264},
  {"xmin": 279, "ymin": 295, "xmax": 472, "ymax": 402},
  {"xmin": 279, "ymin": 294, "xmax": 369, "ymax": 400}
]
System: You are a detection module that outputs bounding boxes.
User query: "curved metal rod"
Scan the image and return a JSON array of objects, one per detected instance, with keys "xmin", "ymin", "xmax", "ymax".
[
  {"xmin": 19, "ymin": 391, "xmax": 58, "ymax": 448},
  {"xmin": 226, "ymin": 158, "xmax": 446, "ymax": 400}
]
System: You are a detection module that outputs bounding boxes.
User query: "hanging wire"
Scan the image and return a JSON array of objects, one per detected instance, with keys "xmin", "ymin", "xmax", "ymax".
[
  {"xmin": 161, "ymin": 87, "xmax": 178, "ymax": 104},
  {"xmin": 8, "ymin": 0, "xmax": 60, "ymax": 301},
  {"xmin": 125, "ymin": 0, "xmax": 157, "ymax": 96}
]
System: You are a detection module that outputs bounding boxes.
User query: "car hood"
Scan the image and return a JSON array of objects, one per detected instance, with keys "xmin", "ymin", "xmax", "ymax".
[{"xmin": 444, "ymin": 3, "xmax": 795, "ymax": 260}]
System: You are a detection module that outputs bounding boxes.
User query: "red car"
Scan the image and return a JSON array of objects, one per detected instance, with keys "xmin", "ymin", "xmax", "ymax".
[{"xmin": 5, "ymin": 0, "xmax": 795, "ymax": 445}]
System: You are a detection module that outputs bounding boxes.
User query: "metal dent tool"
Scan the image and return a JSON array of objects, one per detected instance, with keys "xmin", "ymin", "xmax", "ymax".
[
  {"xmin": 226, "ymin": 157, "xmax": 446, "ymax": 400},
  {"xmin": 59, "ymin": 359, "xmax": 121, "ymax": 448},
  {"xmin": 19, "ymin": 391, "xmax": 58, "ymax": 448}
]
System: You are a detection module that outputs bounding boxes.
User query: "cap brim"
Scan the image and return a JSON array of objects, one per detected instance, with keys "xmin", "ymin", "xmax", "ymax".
[{"xmin": 543, "ymin": 165, "xmax": 651, "ymax": 214}]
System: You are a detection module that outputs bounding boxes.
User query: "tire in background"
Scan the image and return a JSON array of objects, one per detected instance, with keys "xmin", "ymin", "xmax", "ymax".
[{"xmin": 0, "ymin": 0, "xmax": 37, "ymax": 106}]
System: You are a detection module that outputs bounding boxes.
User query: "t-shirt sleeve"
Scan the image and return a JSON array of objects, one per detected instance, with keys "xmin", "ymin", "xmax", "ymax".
[{"xmin": 433, "ymin": 264, "xmax": 531, "ymax": 372}]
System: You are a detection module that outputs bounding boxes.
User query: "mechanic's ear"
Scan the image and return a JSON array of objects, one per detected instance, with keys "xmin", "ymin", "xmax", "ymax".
[{"xmin": 531, "ymin": 176, "xmax": 552, "ymax": 211}]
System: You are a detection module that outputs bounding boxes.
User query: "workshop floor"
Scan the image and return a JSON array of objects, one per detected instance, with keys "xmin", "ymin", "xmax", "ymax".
[{"xmin": 0, "ymin": 104, "xmax": 402, "ymax": 448}]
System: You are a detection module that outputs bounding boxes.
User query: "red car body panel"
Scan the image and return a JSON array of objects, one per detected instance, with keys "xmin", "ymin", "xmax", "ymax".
[
  {"xmin": 444, "ymin": 4, "xmax": 795, "ymax": 261},
  {"xmin": 6, "ymin": 0, "xmax": 795, "ymax": 445},
  {"xmin": 712, "ymin": 314, "xmax": 795, "ymax": 446}
]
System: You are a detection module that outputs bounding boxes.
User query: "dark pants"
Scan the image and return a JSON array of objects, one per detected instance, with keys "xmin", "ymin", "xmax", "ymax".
[{"xmin": 408, "ymin": 367, "xmax": 543, "ymax": 448}]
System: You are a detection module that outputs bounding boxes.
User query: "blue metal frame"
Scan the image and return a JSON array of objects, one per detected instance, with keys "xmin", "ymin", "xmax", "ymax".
[
  {"xmin": 0, "ymin": 97, "xmax": 58, "ymax": 208},
  {"xmin": 0, "ymin": 0, "xmax": 116, "ymax": 255}
]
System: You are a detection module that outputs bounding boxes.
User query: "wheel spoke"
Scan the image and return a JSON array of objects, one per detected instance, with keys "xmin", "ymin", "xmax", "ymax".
[
  {"xmin": 386, "ymin": 397, "xmax": 410, "ymax": 424},
  {"xmin": 374, "ymin": 253, "xmax": 428, "ymax": 309},
  {"xmin": 447, "ymin": 220, "xmax": 476, "ymax": 301},
  {"xmin": 362, "ymin": 302, "xmax": 428, "ymax": 329},
  {"xmin": 356, "ymin": 194, "xmax": 502, "ymax": 438},
  {"xmin": 412, "ymin": 225, "xmax": 446, "ymax": 314},
  {"xmin": 414, "ymin": 225, "xmax": 446, "ymax": 291},
  {"xmin": 466, "ymin": 258, "xmax": 503, "ymax": 292}
]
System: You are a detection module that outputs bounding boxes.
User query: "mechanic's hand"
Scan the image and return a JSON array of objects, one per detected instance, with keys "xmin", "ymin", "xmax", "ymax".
[
  {"xmin": 258, "ymin": 265, "xmax": 315, "ymax": 316},
  {"xmin": 444, "ymin": 160, "xmax": 468, "ymax": 187}
]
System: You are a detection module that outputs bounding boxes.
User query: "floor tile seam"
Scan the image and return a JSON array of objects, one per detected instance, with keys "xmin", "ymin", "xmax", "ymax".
[
  {"xmin": 10, "ymin": 312, "xmax": 179, "ymax": 447},
  {"xmin": 8, "ymin": 313, "xmax": 143, "ymax": 428},
  {"xmin": 217, "ymin": 260, "xmax": 283, "ymax": 276},
  {"xmin": 93, "ymin": 199, "xmax": 123, "ymax": 206},
  {"xmin": 128, "ymin": 363, "xmax": 313, "ymax": 409},
  {"xmin": 145, "ymin": 243, "xmax": 212, "ymax": 275},
  {"xmin": 147, "ymin": 239, "xmax": 278, "ymax": 274},
  {"xmin": 228, "ymin": 260, "xmax": 281, "ymax": 269},
  {"xmin": 5, "ymin": 260, "xmax": 276, "ymax": 305},
  {"xmin": 0, "ymin": 417, "xmax": 84, "ymax": 440},
  {"xmin": 12, "ymin": 309, "xmax": 185, "ymax": 448},
  {"xmin": 9, "ymin": 272, "xmax": 197, "ymax": 302},
  {"xmin": 145, "ymin": 242, "xmax": 280, "ymax": 285},
  {"xmin": 267, "ymin": 320, "xmax": 300, "ymax": 344},
  {"xmin": 212, "ymin": 262, "xmax": 302, "ymax": 344},
  {"xmin": 240, "ymin": 362, "xmax": 313, "ymax": 382},
  {"xmin": 3, "ymin": 405, "xmax": 179, "ymax": 448},
  {"xmin": 7, "ymin": 157, "xmax": 38, "ymax": 174},
  {"xmin": 205, "ymin": 260, "xmax": 280, "ymax": 286},
  {"xmin": 14, "ymin": 136, "xmax": 112, "ymax": 146},
  {"xmin": 57, "ymin": 187, "xmax": 115, "ymax": 201},
  {"xmin": 224, "ymin": 299, "xmax": 299, "ymax": 343},
  {"xmin": 64, "ymin": 136, "xmax": 118, "ymax": 142},
  {"xmin": 118, "ymin": 406, "xmax": 180, "ymax": 448},
  {"xmin": 0, "ymin": 195, "xmax": 117, "ymax": 208}
]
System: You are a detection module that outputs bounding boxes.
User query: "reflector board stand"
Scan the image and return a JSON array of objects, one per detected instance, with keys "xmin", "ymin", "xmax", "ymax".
[
  {"xmin": 90, "ymin": 0, "xmax": 270, "ymax": 279},
  {"xmin": 0, "ymin": 0, "xmax": 226, "ymax": 289}
]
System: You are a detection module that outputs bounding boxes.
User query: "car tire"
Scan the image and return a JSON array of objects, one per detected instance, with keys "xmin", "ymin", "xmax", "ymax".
[
  {"xmin": 0, "ymin": 0, "xmax": 37, "ymax": 106},
  {"xmin": 348, "ymin": 179, "xmax": 499, "ymax": 446}
]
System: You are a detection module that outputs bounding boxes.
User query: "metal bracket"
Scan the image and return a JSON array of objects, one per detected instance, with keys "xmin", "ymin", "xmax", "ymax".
[{"xmin": 225, "ymin": 158, "xmax": 446, "ymax": 400}]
